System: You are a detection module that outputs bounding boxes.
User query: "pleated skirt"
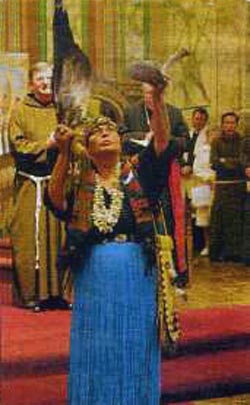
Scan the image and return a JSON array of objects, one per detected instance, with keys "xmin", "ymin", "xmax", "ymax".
[{"xmin": 68, "ymin": 242, "xmax": 160, "ymax": 405}]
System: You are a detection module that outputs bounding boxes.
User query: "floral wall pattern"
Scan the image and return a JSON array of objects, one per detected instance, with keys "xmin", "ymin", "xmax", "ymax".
[{"xmin": 0, "ymin": 0, "xmax": 249, "ymax": 127}]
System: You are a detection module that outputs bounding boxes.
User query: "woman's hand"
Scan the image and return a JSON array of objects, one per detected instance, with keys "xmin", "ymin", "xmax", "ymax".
[
  {"xmin": 181, "ymin": 165, "xmax": 192, "ymax": 176},
  {"xmin": 54, "ymin": 124, "xmax": 74, "ymax": 153},
  {"xmin": 144, "ymin": 84, "xmax": 170, "ymax": 155},
  {"xmin": 144, "ymin": 86, "xmax": 164, "ymax": 116},
  {"xmin": 47, "ymin": 124, "xmax": 73, "ymax": 211}
]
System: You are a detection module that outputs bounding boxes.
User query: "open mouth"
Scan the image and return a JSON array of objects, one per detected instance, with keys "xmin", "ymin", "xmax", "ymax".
[{"xmin": 40, "ymin": 87, "xmax": 52, "ymax": 94}]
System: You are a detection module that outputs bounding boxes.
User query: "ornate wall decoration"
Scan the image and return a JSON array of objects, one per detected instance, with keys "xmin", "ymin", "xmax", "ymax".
[
  {"xmin": 0, "ymin": 53, "xmax": 28, "ymax": 155},
  {"xmin": 0, "ymin": 0, "xmax": 249, "ymax": 126}
]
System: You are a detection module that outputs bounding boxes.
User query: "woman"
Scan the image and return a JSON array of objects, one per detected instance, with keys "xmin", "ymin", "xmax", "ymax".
[{"xmin": 47, "ymin": 85, "xmax": 180, "ymax": 404}]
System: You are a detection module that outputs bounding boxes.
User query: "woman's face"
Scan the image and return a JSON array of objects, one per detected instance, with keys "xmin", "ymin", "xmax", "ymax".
[{"xmin": 87, "ymin": 122, "xmax": 121, "ymax": 159}]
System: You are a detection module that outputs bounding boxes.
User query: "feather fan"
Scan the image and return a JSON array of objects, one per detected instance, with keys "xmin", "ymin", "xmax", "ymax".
[
  {"xmin": 53, "ymin": 0, "xmax": 93, "ymax": 128},
  {"xmin": 161, "ymin": 48, "xmax": 190, "ymax": 75}
]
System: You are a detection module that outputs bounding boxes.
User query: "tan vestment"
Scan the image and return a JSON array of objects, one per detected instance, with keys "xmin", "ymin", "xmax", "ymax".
[{"xmin": 9, "ymin": 94, "xmax": 65, "ymax": 305}]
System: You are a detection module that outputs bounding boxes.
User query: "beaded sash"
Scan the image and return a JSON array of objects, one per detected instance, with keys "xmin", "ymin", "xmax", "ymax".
[{"xmin": 153, "ymin": 204, "xmax": 180, "ymax": 349}]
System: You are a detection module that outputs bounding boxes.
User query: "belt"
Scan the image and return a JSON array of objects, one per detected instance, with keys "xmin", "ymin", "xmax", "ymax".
[
  {"xmin": 214, "ymin": 180, "xmax": 245, "ymax": 184},
  {"xmin": 101, "ymin": 234, "xmax": 136, "ymax": 244},
  {"xmin": 16, "ymin": 171, "xmax": 51, "ymax": 273}
]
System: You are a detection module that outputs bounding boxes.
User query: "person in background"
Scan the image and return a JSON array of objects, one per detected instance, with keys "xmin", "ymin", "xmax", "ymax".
[
  {"xmin": 209, "ymin": 111, "xmax": 245, "ymax": 263},
  {"xmin": 181, "ymin": 107, "xmax": 209, "ymax": 175},
  {"xmin": 9, "ymin": 62, "xmax": 71, "ymax": 311},
  {"xmin": 240, "ymin": 135, "xmax": 250, "ymax": 265},
  {"xmin": 181, "ymin": 107, "xmax": 209, "ymax": 253},
  {"xmin": 192, "ymin": 126, "xmax": 218, "ymax": 256},
  {"xmin": 46, "ymin": 83, "xmax": 182, "ymax": 404}
]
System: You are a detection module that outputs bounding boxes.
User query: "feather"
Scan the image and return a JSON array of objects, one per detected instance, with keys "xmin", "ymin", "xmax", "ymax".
[
  {"xmin": 129, "ymin": 48, "xmax": 190, "ymax": 89},
  {"xmin": 161, "ymin": 48, "xmax": 190, "ymax": 75},
  {"xmin": 129, "ymin": 62, "xmax": 167, "ymax": 91},
  {"xmin": 53, "ymin": 0, "xmax": 93, "ymax": 127}
]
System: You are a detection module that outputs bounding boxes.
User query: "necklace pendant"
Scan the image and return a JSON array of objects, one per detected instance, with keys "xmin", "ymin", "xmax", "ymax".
[{"xmin": 92, "ymin": 172, "xmax": 124, "ymax": 234}]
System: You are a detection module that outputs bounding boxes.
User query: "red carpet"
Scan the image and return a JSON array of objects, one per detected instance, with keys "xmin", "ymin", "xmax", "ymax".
[
  {"xmin": 0, "ymin": 237, "xmax": 13, "ymax": 306},
  {"xmin": 1, "ymin": 304, "xmax": 250, "ymax": 404},
  {"xmin": 2, "ymin": 375, "xmax": 67, "ymax": 405}
]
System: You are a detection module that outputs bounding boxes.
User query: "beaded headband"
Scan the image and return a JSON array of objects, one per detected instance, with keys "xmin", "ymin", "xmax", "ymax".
[{"xmin": 82, "ymin": 116, "xmax": 118, "ymax": 144}]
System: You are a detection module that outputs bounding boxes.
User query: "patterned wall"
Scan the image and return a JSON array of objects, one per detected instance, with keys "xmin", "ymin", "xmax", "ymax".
[{"xmin": 0, "ymin": 0, "xmax": 249, "ymax": 128}]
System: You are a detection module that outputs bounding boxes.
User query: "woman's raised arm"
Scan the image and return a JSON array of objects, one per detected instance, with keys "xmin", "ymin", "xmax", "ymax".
[{"xmin": 48, "ymin": 125, "xmax": 73, "ymax": 211}]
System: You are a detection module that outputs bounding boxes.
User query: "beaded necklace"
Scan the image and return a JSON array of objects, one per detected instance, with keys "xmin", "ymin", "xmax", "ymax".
[{"xmin": 92, "ymin": 166, "xmax": 124, "ymax": 234}]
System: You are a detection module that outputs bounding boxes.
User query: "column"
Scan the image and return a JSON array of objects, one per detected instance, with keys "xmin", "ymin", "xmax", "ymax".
[
  {"xmin": 20, "ymin": 0, "xmax": 40, "ymax": 64},
  {"xmin": 81, "ymin": 0, "xmax": 90, "ymax": 54},
  {"xmin": 5, "ymin": 0, "xmax": 21, "ymax": 52},
  {"xmin": 38, "ymin": 0, "xmax": 48, "ymax": 61},
  {"xmin": 143, "ymin": 0, "xmax": 151, "ymax": 60},
  {"xmin": 0, "ymin": 1, "xmax": 6, "ymax": 52}
]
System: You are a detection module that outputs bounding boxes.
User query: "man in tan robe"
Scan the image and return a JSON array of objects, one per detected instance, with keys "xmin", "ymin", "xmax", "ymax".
[{"xmin": 9, "ymin": 62, "xmax": 70, "ymax": 311}]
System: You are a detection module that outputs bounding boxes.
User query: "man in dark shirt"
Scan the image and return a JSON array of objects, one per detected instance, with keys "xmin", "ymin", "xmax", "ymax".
[
  {"xmin": 209, "ymin": 111, "xmax": 245, "ymax": 262},
  {"xmin": 120, "ymin": 63, "xmax": 189, "ymax": 154}
]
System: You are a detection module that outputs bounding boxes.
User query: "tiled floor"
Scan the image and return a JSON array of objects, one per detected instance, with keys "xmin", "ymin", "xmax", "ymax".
[
  {"xmin": 182, "ymin": 257, "xmax": 250, "ymax": 309},
  {"xmin": 183, "ymin": 257, "xmax": 250, "ymax": 405}
]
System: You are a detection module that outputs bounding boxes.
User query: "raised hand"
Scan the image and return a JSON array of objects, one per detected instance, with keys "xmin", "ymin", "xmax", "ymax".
[
  {"xmin": 143, "ymin": 83, "xmax": 164, "ymax": 116},
  {"xmin": 54, "ymin": 124, "xmax": 74, "ymax": 153}
]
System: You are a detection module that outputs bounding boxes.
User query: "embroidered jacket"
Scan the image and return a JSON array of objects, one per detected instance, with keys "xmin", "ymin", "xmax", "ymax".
[{"xmin": 46, "ymin": 142, "xmax": 187, "ymax": 277}]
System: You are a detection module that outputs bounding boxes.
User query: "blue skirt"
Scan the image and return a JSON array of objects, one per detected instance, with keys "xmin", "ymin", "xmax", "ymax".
[{"xmin": 68, "ymin": 242, "xmax": 160, "ymax": 405}]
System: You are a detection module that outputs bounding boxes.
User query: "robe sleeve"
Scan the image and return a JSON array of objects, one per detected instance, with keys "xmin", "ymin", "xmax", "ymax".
[
  {"xmin": 137, "ymin": 139, "xmax": 180, "ymax": 204},
  {"xmin": 9, "ymin": 107, "xmax": 48, "ymax": 158}
]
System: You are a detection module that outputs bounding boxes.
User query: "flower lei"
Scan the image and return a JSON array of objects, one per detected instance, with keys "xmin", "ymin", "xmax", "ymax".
[{"xmin": 92, "ymin": 172, "xmax": 124, "ymax": 234}]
